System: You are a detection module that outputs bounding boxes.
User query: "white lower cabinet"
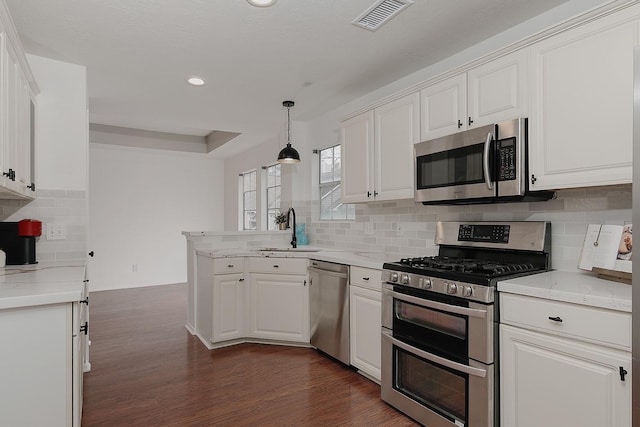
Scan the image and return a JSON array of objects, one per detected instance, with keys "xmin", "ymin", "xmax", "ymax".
[
  {"xmin": 349, "ymin": 285, "xmax": 381, "ymax": 382},
  {"xmin": 248, "ymin": 258, "xmax": 309, "ymax": 343},
  {"xmin": 248, "ymin": 273, "xmax": 309, "ymax": 342},
  {"xmin": 212, "ymin": 272, "xmax": 245, "ymax": 343},
  {"xmin": 0, "ymin": 302, "xmax": 83, "ymax": 426},
  {"xmin": 501, "ymin": 325, "xmax": 631, "ymax": 427},
  {"xmin": 195, "ymin": 255, "xmax": 245, "ymax": 348},
  {"xmin": 349, "ymin": 266, "xmax": 382, "ymax": 382},
  {"xmin": 500, "ymin": 293, "xmax": 631, "ymax": 427}
]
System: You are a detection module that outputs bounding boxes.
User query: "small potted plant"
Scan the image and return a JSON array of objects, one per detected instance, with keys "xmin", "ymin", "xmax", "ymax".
[{"xmin": 273, "ymin": 211, "xmax": 288, "ymax": 230}]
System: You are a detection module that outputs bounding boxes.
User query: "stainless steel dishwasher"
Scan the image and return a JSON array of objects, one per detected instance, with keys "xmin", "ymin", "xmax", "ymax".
[{"xmin": 309, "ymin": 260, "xmax": 350, "ymax": 365}]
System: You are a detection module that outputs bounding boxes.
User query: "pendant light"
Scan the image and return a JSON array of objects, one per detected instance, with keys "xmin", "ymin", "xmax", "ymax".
[{"xmin": 277, "ymin": 100, "xmax": 301, "ymax": 164}]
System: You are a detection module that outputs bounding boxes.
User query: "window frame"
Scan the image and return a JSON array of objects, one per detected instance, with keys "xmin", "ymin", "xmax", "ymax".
[
  {"xmin": 240, "ymin": 169, "xmax": 257, "ymax": 231},
  {"xmin": 264, "ymin": 163, "xmax": 282, "ymax": 231},
  {"xmin": 318, "ymin": 144, "xmax": 355, "ymax": 221}
]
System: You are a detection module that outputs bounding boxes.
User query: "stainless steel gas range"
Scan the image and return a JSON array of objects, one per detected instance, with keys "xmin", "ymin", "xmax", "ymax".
[{"xmin": 381, "ymin": 221, "xmax": 551, "ymax": 427}]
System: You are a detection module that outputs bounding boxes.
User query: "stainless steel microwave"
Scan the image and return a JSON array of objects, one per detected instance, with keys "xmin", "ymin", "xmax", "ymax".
[{"xmin": 414, "ymin": 118, "xmax": 555, "ymax": 205}]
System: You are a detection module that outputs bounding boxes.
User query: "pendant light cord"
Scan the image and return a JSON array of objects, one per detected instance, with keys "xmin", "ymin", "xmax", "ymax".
[{"xmin": 287, "ymin": 105, "xmax": 291, "ymax": 145}]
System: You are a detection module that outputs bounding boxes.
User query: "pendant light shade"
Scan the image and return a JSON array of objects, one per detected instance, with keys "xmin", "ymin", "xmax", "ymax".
[{"xmin": 277, "ymin": 100, "xmax": 301, "ymax": 163}]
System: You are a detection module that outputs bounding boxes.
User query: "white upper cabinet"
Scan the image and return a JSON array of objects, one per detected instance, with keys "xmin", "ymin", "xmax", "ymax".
[
  {"xmin": 467, "ymin": 49, "xmax": 528, "ymax": 128},
  {"xmin": 0, "ymin": 6, "xmax": 37, "ymax": 199},
  {"xmin": 341, "ymin": 110, "xmax": 374, "ymax": 203},
  {"xmin": 421, "ymin": 49, "xmax": 528, "ymax": 141},
  {"xmin": 342, "ymin": 92, "xmax": 419, "ymax": 203},
  {"xmin": 420, "ymin": 73, "xmax": 466, "ymax": 139},
  {"xmin": 528, "ymin": 7, "xmax": 639, "ymax": 190}
]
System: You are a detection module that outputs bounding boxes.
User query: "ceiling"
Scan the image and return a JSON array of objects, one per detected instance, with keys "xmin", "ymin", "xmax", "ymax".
[{"xmin": 6, "ymin": 0, "xmax": 570, "ymax": 158}]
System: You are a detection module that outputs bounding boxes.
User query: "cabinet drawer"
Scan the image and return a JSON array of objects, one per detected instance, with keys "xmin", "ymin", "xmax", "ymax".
[
  {"xmin": 500, "ymin": 293, "xmax": 631, "ymax": 349},
  {"xmin": 350, "ymin": 266, "xmax": 382, "ymax": 291},
  {"xmin": 248, "ymin": 257, "xmax": 308, "ymax": 275},
  {"xmin": 213, "ymin": 257, "xmax": 244, "ymax": 274}
]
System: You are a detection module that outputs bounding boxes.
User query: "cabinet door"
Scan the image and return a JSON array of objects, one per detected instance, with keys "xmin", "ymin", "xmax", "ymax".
[
  {"xmin": 374, "ymin": 92, "xmax": 419, "ymax": 201},
  {"xmin": 501, "ymin": 324, "xmax": 631, "ymax": 427},
  {"xmin": 528, "ymin": 11, "xmax": 638, "ymax": 190},
  {"xmin": 349, "ymin": 285, "xmax": 381, "ymax": 382},
  {"xmin": 420, "ymin": 73, "xmax": 466, "ymax": 140},
  {"xmin": 341, "ymin": 110, "xmax": 374, "ymax": 203},
  {"xmin": 4, "ymin": 40, "xmax": 18, "ymax": 188},
  {"xmin": 467, "ymin": 49, "xmax": 528, "ymax": 128},
  {"xmin": 249, "ymin": 273, "xmax": 309, "ymax": 343},
  {"xmin": 15, "ymin": 69, "xmax": 31, "ymax": 192},
  {"xmin": 195, "ymin": 255, "xmax": 215, "ymax": 346},
  {"xmin": 212, "ymin": 273, "xmax": 245, "ymax": 342},
  {"xmin": 0, "ymin": 303, "xmax": 72, "ymax": 427}
]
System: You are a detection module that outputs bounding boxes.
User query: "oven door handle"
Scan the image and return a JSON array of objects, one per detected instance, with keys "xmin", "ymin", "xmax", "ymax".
[
  {"xmin": 383, "ymin": 288, "xmax": 487, "ymax": 318},
  {"xmin": 382, "ymin": 329, "xmax": 487, "ymax": 378},
  {"xmin": 483, "ymin": 131, "xmax": 494, "ymax": 190}
]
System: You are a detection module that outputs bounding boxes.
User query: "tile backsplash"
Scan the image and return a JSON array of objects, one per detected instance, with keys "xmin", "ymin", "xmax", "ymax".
[
  {"xmin": 298, "ymin": 185, "xmax": 632, "ymax": 272},
  {"xmin": 0, "ymin": 189, "xmax": 87, "ymax": 262}
]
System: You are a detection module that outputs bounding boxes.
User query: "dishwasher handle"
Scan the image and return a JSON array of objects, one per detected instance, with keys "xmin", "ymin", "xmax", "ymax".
[{"xmin": 308, "ymin": 266, "xmax": 349, "ymax": 280}]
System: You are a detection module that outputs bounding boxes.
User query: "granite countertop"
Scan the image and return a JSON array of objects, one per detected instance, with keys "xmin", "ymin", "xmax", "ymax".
[
  {"xmin": 0, "ymin": 261, "xmax": 86, "ymax": 310},
  {"xmin": 498, "ymin": 270, "xmax": 632, "ymax": 312},
  {"xmin": 195, "ymin": 247, "xmax": 396, "ymax": 270}
]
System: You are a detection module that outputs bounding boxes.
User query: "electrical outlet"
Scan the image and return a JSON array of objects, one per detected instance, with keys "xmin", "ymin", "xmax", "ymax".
[{"xmin": 46, "ymin": 223, "xmax": 67, "ymax": 240}]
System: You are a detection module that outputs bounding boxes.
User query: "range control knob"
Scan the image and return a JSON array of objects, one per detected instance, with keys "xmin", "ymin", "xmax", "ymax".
[
  {"xmin": 389, "ymin": 272, "xmax": 399, "ymax": 282},
  {"xmin": 463, "ymin": 286, "xmax": 473, "ymax": 297},
  {"xmin": 423, "ymin": 278, "xmax": 432, "ymax": 289},
  {"xmin": 447, "ymin": 282, "xmax": 458, "ymax": 295},
  {"xmin": 401, "ymin": 274, "xmax": 410, "ymax": 285}
]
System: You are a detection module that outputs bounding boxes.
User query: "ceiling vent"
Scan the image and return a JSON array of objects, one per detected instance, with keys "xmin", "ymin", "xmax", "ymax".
[{"xmin": 352, "ymin": 0, "xmax": 414, "ymax": 32}]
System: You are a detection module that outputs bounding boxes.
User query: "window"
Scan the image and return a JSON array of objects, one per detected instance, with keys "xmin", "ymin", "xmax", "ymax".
[
  {"xmin": 265, "ymin": 164, "xmax": 281, "ymax": 230},
  {"xmin": 241, "ymin": 170, "xmax": 257, "ymax": 230},
  {"xmin": 319, "ymin": 145, "xmax": 355, "ymax": 220}
]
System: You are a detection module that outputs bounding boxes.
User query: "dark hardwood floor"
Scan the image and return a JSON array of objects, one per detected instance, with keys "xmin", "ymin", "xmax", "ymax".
[{"xmin": 82, "ymin": 283, "xmax": 419, "ymax": 426}]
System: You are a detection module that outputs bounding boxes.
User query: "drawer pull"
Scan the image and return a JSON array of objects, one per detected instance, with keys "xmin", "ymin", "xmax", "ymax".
[
  {"xmin": 620, "ymin": 366, "xmax": 628, "ymax": 381},
  {"xmin": 273, "ymin": 265, "xmax": 279, "ymax": 268},
  {"xmin": 227, "ymin": 264, "xmax": 234, "ymax": 268},
  {"xmin": 362, "ymin": 277, "xmax": 370, "ymax": 281},
  {"xmin": 548, "ymin": 316, "xmax": 563, "ymax": 323}
]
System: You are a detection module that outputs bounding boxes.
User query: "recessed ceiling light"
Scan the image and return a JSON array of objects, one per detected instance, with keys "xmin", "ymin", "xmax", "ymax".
[
  {"xmin": 186, "ymin": 76, "xmax": 206, "ymax": 86},
  {"xmin": 247, "ymin": 0, "xmax": 277, "ymax": 7}
]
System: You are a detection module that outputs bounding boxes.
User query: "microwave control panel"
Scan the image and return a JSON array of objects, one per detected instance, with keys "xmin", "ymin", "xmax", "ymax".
[{"xmin": 497, "ymin": 138, "xmax": 516, "ymax": 181}]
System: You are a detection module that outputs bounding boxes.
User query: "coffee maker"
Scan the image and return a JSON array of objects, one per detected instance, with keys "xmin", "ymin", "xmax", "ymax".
[{"xmin": 0, "ymin": 219, "xmax": 42, "ymax": 265}]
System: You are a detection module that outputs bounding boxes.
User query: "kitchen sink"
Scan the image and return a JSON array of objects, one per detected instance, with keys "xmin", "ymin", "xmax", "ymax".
[{"xmin": 257, "ymin": 247, "xmax": 321, "ymax": 253}]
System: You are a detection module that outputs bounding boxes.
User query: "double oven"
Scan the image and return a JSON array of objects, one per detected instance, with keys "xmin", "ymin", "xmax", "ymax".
[{"xmin": 381, "ymin": 221, "xmax": 551, "ymax": 427}]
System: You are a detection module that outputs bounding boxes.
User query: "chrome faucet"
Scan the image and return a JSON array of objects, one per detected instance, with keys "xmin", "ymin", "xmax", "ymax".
[{"xmin": 287, "ymin": 207, "xmax": 297, "ymax": 248}]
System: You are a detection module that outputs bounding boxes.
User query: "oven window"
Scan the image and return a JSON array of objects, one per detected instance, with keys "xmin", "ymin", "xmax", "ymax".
[
  {"xmin": 394, "ymin": 299, "xmax": 467, "ymax": 362},
  {"xmin": 396, "ymin": 347, "xmax": 467, "ymax": 424},
  {"xmin": 417, "ymin": 143, "xmax": 485, "ymax": 189}
]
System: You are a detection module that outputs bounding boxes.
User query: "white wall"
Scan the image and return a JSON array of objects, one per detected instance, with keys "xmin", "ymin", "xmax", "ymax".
[
  {"xmin": 28, "ymin": 54, "xmax": 87, "ymax": 191},
  {"xmin": 89, "ymin": 143, "xmax": 224, "ymax": 291}
]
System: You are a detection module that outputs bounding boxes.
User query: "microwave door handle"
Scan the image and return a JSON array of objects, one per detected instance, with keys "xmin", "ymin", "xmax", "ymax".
[{"xmin": 483, "ymin": 132, "xmax": 494, "ymax": 190}]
